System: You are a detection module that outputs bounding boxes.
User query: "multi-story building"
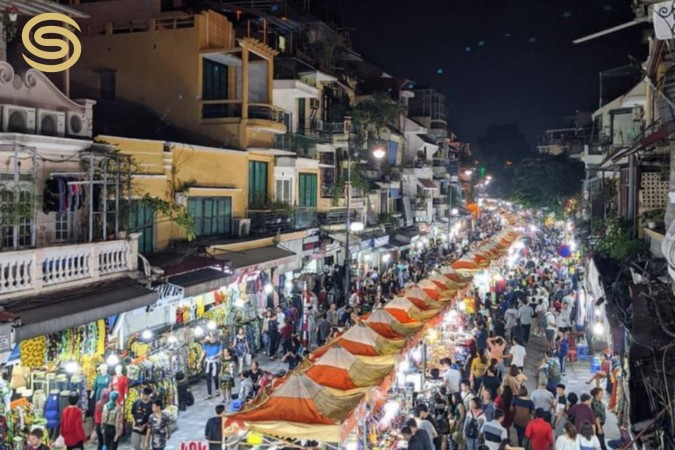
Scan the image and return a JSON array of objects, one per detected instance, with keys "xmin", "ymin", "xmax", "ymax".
[{"xmin": 0, "ymin": 3, "xmax": 157, "ymax": 348}]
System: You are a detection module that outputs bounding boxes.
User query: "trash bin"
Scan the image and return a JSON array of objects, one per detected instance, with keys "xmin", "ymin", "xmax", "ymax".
[{"xmin": 591, "ymin": 356, "xmax": 601, "ymax": 373}]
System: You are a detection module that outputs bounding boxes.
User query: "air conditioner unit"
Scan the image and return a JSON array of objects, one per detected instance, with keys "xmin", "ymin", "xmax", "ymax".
[
  {"xmin": 66, "ymin": 111, "xmax": 90, "ymax": 137},
  {"xmin": 174, "ymin": 192, "xmax": 187, "ymax": 207},
  {"xmin": 233, "ymin": 218, "xmax": 251, "ymax": 237},
  {"xmin": 36, "ymin": 109, "xmax": 66, "ymax": 137},
  {"xmin": 2, "ymin": 105, "xmax": 36, "ymax": 133},
  {"xmin": 309, "ymin": 98, "xmax": 320, "ymax": 110}
]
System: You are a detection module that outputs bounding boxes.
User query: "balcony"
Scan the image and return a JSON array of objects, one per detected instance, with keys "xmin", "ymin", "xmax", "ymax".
[
  {"xmin": 275, "ymin": 133, "xmax": 318, "ymax": 159},
  {"xmin": 248, "ymin": 209, "xmax": 293, "ymax": 235},
  {"xmin": 201, "ymin": 101, "xmax": 288, "ymax": 134},
  {"xmin": 318, "ymin": 209, "xmax": 357, "ymax": 226},
  {"xmin": 0, "ymin": 237, "xmax": 139, "ymax": 301},
  {"xmin": 295, "ymin": 207, "xmax": 318, "ymax": 229}
]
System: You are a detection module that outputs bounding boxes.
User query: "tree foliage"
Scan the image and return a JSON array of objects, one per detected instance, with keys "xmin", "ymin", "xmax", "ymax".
[
  {"xmin": 351, "ymin": 92, "xmax": 402, "ymax": 139},
  {"xmin": 594, "ymin": 216, "xmax": 647, "ymax": 261},
  {"xmin": 510, "ymin": 155, "xmax": 585, "ymax": 214}
]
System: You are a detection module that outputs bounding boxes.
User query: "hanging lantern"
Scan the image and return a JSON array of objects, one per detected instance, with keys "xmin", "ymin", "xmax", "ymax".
[{"xmin": 557, "ymin": 244, "xmax": 571, "ymax": 258}]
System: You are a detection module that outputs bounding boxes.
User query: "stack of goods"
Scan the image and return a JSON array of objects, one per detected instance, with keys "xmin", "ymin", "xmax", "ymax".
[{"xmin": 19, "ymin": 337, "xmax": 46, "ymax": 369}]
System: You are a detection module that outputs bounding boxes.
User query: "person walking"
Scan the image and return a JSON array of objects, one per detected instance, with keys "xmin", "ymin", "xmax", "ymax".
[
  {"xmin": 517, "ymin": 300, "xmax": 534, "ymax": 343},
  {"xmin": 524, "ymin": 408, "xmax": 554, "ymax": 450},
  {"xmin": 93, "ymin": 389, "xmax": 110, "ymax": 450},
  {"xmin": 567, "ymin": 394, "xmax": 596, "ymax": 433},
  {"xmin": 555, "ymin": 422, "xmax": 580, "ymax": 450},
  {"xmin": 463, "ymin": 397, "xmax": 486, "ymax": 450},
  {"xmin": 481, "ymin": 409, "xmax": 508, "ymax": 450},
  {"xmin": 507, "ymin": 338, "xmax": 527, "ymax": 371},
  {"xmin": 556, "ymin": 331, "xmax": 570, "ymax": 376},
  {"xmin": 530, "ymin": 380, "xmax": 555, "ymax": 422},
  {"xmin": 590, "ymin": 388, "xmax": 608, "ymax": 450},
  {"xmin": 495, "ymin": 385, "xmax": 514, "ymax": 430},
  {"xmin": 145, "ymin": 400, "xmax": 170, "ymax": 450},
  {"xmin": 130, "ymin": 387, "xmax": 153, "ymax": 450},
  {"xmin": 201, "ymin": 332, "xmax": 223, "ymax": 399},
  {"xmin": 101, "ymin": 391, "xmax": 123, "ymax": 450},
  {"xmin": 204, "ymin": 405, "xmax": 225, "ymax": 450},
  {"xmin": 232, "ymin": 328, "xmax": 251, "ymax": 376},
  {"xmin": 578, "ymin": 421, "xmax": 601, "ymax": 450},
  {"xmin": 511, "ymin": 386, "xmax": 535, "ymax": 447},
  {"xmin": 60, "ymin": 393, "xmax": 87, "ymax": 450}
]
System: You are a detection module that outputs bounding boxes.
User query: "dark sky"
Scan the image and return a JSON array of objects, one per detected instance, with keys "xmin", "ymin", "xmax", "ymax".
[{"xmin": 328, "ymin": 0, "xmax": 648, "ymax": 148}]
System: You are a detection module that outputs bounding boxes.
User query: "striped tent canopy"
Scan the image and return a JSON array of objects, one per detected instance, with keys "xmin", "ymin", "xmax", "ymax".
[
  {"xmin": 404, "ymin": 285, "xmax": 444, "ymax": 308},
  {"xmin": 440, "ymin": 268, "xmax": 473, "ymax": 287},
  {"xmin": 366, "ymin": 308, "xmax": 422, "ymax": 338},
  {"xmin": 385, "ymin": 296, "xmax": 439, "ymax": 321},
  {"xmin": 312, "ymin": 322, "xmax": 406, "ymax": 359},
  {"xmin": 451, "ymin": 256, "xmax": 481, "ymax": 272},
  {"xmin": 417, "ymin": 279, "xmax": 454, "ymax": 301},
  {"xmin": 225, "ymin": 373, "xmax": 364, "ymax": 442},
  {"xmin": 427, "ymin": 273, "xmax": 454, "ymax": 290},
  {"xmin": 304, "ymin": 345, "xmax": 394, "ymax": 390}
]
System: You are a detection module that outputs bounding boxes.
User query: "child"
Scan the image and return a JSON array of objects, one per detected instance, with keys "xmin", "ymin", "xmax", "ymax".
[
  {"xmin": 220, "ymin": 362, "xmax": 236, "ymax": 403},
  {"xmin": 238, "ymin": 370, "xmax": 253, "ymax": 402},
  {"xmin": 553, "ymin": 383, "xmax": 568, "ymax": 428},
  {"xmin": 27, "ymin": 429, "xmax": 50, "ymax": 450}
]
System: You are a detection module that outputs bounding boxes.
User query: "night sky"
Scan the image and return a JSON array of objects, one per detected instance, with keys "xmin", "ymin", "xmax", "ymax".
[{"xmin": 329, "ymin": 0, "xmax": 648, "ymax": 148}]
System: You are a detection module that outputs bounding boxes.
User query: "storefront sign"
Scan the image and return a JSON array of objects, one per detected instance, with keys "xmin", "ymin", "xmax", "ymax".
[
  {"xmin": 151, "ymin": 283, "xmax": 185, "ymax": 308},
  {"xmin": 373, "ymin": 236, "xmax": 390, "ymax": 248},
  {"xmin": 179, "ymin": 442, "xmax": 207, "ymax": 450},
  {"xmin": 0, "ymin": 324, "xmax": 10, "ymax": 353}
]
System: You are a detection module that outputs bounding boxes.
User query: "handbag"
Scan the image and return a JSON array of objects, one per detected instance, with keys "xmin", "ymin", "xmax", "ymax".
[{"xmin": 52, "ymin": 435, "xmax": 66, "ymax": 449}]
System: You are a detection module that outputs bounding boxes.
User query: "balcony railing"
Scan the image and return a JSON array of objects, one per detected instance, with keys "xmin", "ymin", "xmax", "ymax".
[
  {"xmin": 0, "ymin": 237, "xmax": 138, "ymax": 301},
  {"xmin": 249, "ymin": 103, "xmax": 289, "ymax": 124},
  {"xmin": 248, "ymin": 209, "xmax": 293, "ymax": 235},
  {"xmin": 318, "ymin": 209, "xmax": 357, "ymax": 225},
  {"xmin": 201, "ymin": 101, "xmax": 289, "ymax": 124},
  {"xmin": 295, "ymin": 207, "xmax": 318, "ymax": 229},
  {"xmin": 275, "ymin": 133, "xmax": 318, "ymax": 158}
]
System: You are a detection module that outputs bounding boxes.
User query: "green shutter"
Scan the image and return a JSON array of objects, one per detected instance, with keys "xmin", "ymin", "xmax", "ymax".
[
  {"xmin": 248, "ymin": 161, "xmax": 268, "ymax": 206},
  {"xmin": 299, "ymin": 174, "xmax": 317, "ymax": 207},
  {"xmin": 202, "ymin": 59, "xmax": 228, "ymax": 101}
]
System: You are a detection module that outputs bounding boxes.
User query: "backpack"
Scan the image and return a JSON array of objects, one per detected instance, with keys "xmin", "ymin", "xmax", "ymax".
[
  {"xmin": 268, "ymin": 319, "xmax": 278, "ymax": 333},
  {"xmin": 465, "ymin": 411, "xmax": 482, "ymax": 439},
  {"xmin": 435, "ymin": 416, "xmax": 450, "ymax": 435}
]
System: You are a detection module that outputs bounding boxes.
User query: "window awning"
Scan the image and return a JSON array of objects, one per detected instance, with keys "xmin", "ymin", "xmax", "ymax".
[
  {"xmin": 168, "ymin": 268, "xmax": 231, "ymax": 298},
  {"xmin": 8, "ymin": 277, "xmax": 157, "ymax": 342},
  {"xmin": 328, "ymin": 233, "xmax": 361, "ymax": 254},
  {"xmin": 416, "ymin": 178, "xmax": 439, "ymax": 190},
  {"xmin": 212, "ymin": 246, "xmax": 297, "ymax": 281}
]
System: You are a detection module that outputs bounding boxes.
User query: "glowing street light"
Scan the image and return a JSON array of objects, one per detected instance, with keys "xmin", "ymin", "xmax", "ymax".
[
  {"xmin": 451, "ymin": 208, "xmax": 459, "ymax": 216},
  {"xmin": 349, "ymin": 221, "xmax": 364, "ymax": 233},
  {"xmin": 464, "ymin": 169, "xmax": 473, "ymax": 176},
  {"xmin": 372, "ymin": 146, "xmax": 386, "ymax": 160}
]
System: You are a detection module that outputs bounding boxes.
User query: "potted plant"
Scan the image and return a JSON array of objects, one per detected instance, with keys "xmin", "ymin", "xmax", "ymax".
[
  {"xmin": 2, "ymin": 6, "xmax": 19, "ymax": 42},
  {"xmin": 639, "ymin": 209, "xmax": 665, "ymax": 230}
]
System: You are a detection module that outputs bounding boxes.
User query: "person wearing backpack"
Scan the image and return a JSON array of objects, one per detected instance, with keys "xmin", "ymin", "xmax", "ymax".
[{"xmin": 463, "ymin": 397, "xmax": 486, "ymax": 450}]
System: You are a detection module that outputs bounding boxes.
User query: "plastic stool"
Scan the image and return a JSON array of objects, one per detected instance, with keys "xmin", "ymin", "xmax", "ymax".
[
  {"xmin": 567, "ymin": 349, "xmax": 577, "ymax": 363},
  {"xmin": 577, "ymin": 345, "xmax": 587, "ymax": 361}
]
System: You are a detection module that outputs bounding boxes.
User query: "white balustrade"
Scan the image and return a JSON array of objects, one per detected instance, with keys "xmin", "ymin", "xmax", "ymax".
[{"xmin": 0, "ymin": 237, "xmax": 137, "ymax": 300}]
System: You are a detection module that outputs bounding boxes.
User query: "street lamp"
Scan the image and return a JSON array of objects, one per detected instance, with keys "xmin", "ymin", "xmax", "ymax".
[
  {"xmin": 344, "ymin": 143, "xmax": 386, "ymax": 301},
  {"xmin": 464, "ymin": 169, "xmax": 473, "ymax": 176}
]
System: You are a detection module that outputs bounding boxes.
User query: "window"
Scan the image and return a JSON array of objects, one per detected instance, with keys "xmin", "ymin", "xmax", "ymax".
[
  {"xmin": 275, "ymin": 179, "xmax": 292, "ymax": 204},
  {"xmin": 202, "ymin": 58, "xmax": 229, "ymax": 100},
  {"xmin": 187, "ymin": 197, "xmax": 232, "ymax": 237},
  {"xmin": 248, "ymin": 161, "xmax": 268, "ymax": 206},
  {"xmin": 100, "ymin": 70, "xmax": 116, "ymax": 101},
  {"xmin": 298, "ymin": 173, "xmax": 317, "ymax": 207},
  {"xmin": 0, "ymin": 188, "xmax": 33, "ymax": 250},
  {"xmin": 129, "ymin": 202, "xmax": 154, "ymax": 254},
  {"xmin": 54, "ymin": 212, "xmax": 70, "ymax": 242}
]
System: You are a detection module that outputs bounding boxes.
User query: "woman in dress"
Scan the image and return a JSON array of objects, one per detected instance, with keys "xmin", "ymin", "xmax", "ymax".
[
  {"xmin": 220, "ymin": 348, "xmax": 236, "ymax": 403},
  {"xmin": 232, "ymin": 328, "xmax": 251, "ymax": 375}
]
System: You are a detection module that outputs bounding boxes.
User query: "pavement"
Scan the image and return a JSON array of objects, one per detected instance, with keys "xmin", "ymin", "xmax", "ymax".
[{"xmin": 517, "ymin": 331, "xmax": 619, "ymax": 442}]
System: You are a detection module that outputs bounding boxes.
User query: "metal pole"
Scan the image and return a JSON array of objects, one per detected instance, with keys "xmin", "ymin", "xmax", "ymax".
[
  {"xmin": 344, "ymin": 145, "xmax": 351, "ymax": 303},
  {"xmin": 115, "ymin": 153, "xmax": 120, "ymax": 236},
  {"xmin": 628, "ymin": 154, "xmax": 636, "ymax": 232},
  {"xmin": 102, "ymin": 154, "xmax": 108, "ymax": 239},
  {"xmin": 89, "ymin": 152, "xmax": 94, "ymax": 242}
]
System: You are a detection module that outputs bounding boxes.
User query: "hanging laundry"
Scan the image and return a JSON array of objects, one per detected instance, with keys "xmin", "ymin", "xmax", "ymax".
[{"xmin": 42, "ymin": 176, "xmax": 87, "ymax": 214}]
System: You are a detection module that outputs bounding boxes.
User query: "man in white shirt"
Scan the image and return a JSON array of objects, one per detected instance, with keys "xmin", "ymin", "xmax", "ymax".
[
  {"xmin": 505, "ymin": 304, "xmax": 518, "ymax": 339},
  {"xmin": 545, "ymin": 309, "xmax": 558, "ymax": 351},
  {"xmin": 508, "ymin": 338, "xmax": 527, "ymax": 370},
  {"xmin": 441, "ymin": 358, "xmax": 461, "ymax": 395},
  {"xmin": 530, "ymin": 380, "xmax": 556, "ymax": 416},
  {"xmin": 413, "ymin": 405, "xmax": 438, "ymax": 442}
]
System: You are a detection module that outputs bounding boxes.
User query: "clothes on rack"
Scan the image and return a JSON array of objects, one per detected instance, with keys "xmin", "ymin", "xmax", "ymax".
[{"xmin": 42, "ymin": 176, "xmax": 86, "ymax": 214}]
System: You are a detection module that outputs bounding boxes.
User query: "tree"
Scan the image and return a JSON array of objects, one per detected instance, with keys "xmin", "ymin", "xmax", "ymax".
[
  {"xmin": 510, "ymin": 154, "xmax": 584, "ymax": 215},
  {"xmin": 594, "ymin": 216, "xmax": 647, "ymax": 261},
  {"xmin": 475, "ymin": 124, "xmax": 532, "ymax": 198},
  {"xmin": 350, "ymin": 92, "xmax": 402, "ymax": 140}
]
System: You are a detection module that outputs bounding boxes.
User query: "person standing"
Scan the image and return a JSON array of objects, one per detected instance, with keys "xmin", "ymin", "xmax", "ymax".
[
  {"xmin": 567, "ymin": 394, "xmax": 596, "ymax": 433},
  {"xmin": 93, "ymin": 389, "xmax": 110, "ymax": 450},
  {"xmin": 200, "ymin": 332, "xmax": 224, "ymax": 399},
  {"xmin": 232, "ymin": 328, "xmax": 251, "ymax": 376},
  {"xmin": 555, "ymin": 422, "xmax": 580, "ymax": 450},
  {"xmin": 441, "ymin": 358, "xmax": 461, "ymax": 396},
  {"xmin": 556, "ymin": 331, "xmax": 570, "ymax": 376},
  {"xmin": 525, "ymin": 408, "xmax": 554, "ymax": 450},
  {"xmin": 530, "ymin": 381, "xmax": 555, "ymax": 422},
  {"xmin": 316, "ymin": 314, "xmax": 331, "ymax": 346},
  {"xmin": 268, "ymin": 311, "xmax": 280, "ymax": 359},
  {"xmin": 204, "ymin": 405, "xmax": 225, "ymax": 450},
  {"xmin": 145, "ymin": 400, "xmax": 170, "ymax": 450},
  {"xmin": 590, "ymin": 388, "xmax": 608, "ymax": 450},
  {"xmin": 60, "ymin": 393, "xmax": 87, "ymax": 450},
  {"xmin": 130, "ymin": 387, "xmax": 153, "ymax": 450},
  {"xmin": 518, "ymin": 300, "xmax": 534, "ymax": 343},
  {"xmin": 27, "ymin": 429, "xmax": 50, "ymax": 450},
  {"xmin": 101, "ymin": 391, "xmax": 123, "ymax": 450},
  {"xmin": 507, "ymin": 338, "xmax": 527, "ymax": 371}
]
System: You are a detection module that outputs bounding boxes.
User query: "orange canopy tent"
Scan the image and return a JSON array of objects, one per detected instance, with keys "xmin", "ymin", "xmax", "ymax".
[
  {"xmin": 417, "ymin": 279, "xmax": 454, "ymax": 300},
  {"xmin": 366, "ymin": 308, "xmax": 423, "ymax": 338},
  {"xmin": 304, "ymin": 345, "xmax": 394, "ymax": 390},
  {"xmin": 404, "ymin": 285, "xmax": 444, "ymax": 308},
  {"xmin": 312, "ymin": 322, "xmax": 406, "ymax": 359},
  {"xmin": 385, "ymin": 296, "xmax": 440, "ymax": 321},
  {"xmin": 451, "ymin": 257, "xmax": 481, "ymax": 272},
  {"xmin": 225, "ymin": 373, "xmax": 364, "ymax": 442}
]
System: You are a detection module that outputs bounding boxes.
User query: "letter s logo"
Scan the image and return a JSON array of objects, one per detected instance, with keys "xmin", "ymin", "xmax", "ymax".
[{"xmin": 22, "ymin": 13, "xmax": 81, "ymax": 73}]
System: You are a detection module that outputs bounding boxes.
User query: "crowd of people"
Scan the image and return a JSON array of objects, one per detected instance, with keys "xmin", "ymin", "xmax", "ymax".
[{"xmin": 399, "ymin": 223, "xmax": 627, "ymax": 450}]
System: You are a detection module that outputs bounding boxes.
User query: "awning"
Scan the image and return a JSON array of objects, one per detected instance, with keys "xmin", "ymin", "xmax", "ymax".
[
  {"xmin": 416, "ymin": 178, "xmax": 439, "ymax": 190},
  {"xmin": 388, "ymin": 236, "xmax": 411, "ymax": 250},
  {"xmin": 329, "ymin": 233, "xmax": 361, "ymax": 254},
  {"xmin": 213, "ymin": 246, "xmax": 297, "ymax": 279},
  {"xmin": 168, "ymin": 268, "xmax": 231, "ymax": 298},
  {"xmin": 8, "ymin": 277, "xmax": 158, "ymax": 342}
]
